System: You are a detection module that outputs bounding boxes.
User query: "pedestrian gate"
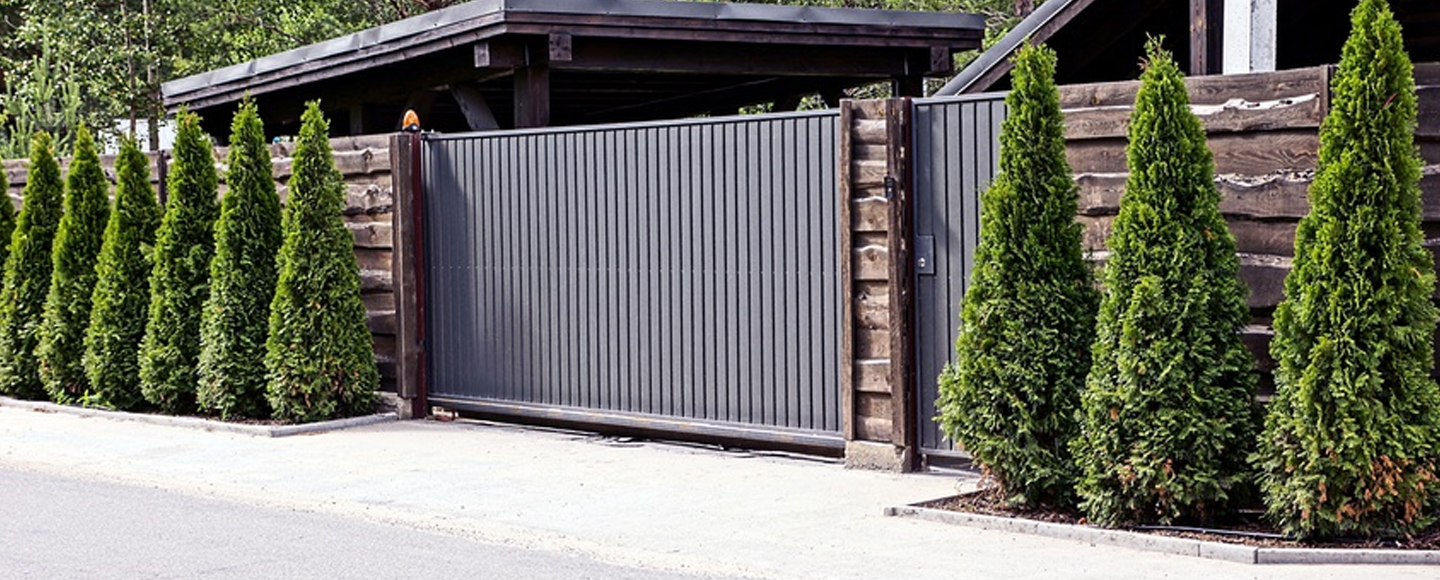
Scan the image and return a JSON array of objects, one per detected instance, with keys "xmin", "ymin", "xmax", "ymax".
[
  {"xmin": 911, "ymin": 94, "xmax": 1007, "ymax": 456},
  {"xmin": 420, "ymin": 112, "xmax": 844, "ymax": 449}
]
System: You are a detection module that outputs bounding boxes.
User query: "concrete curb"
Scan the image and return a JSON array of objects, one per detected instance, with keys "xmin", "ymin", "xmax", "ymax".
[
  {"xmin": 0, "ymin": 396, "xmax": 397, "ymax": 437},
  {"xmin": 885, "ymin": 503, "xmax": 1440, "ymax": 565}
]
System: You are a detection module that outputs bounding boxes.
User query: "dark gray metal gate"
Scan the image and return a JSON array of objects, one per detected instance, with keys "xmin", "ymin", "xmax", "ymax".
[
  {"xmin": 912, "ymin": 94, "xmax": 1007, "ymax": 456},
  {"xmin": 420, "ymin": 112, "xmax": 843, "ymax": 448}
]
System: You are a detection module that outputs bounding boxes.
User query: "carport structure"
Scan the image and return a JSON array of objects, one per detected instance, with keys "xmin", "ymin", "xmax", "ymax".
[{"xmin": 162, "ymin": 0, "xmax": 985, "ymax": 136}]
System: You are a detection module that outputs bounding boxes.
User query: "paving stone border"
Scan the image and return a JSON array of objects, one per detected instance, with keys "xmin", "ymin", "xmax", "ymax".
[
  {"xmin": 0, "ymin": 396, "xmax": 397, "ymax": 437},
  {"xmin": 885, "ymin": 501, "xmax": 1440, "ymax": 565}
]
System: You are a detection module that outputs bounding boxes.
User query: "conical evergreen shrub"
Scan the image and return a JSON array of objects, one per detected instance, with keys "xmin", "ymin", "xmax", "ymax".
[
  {"xmin": 197, "ymin": 100, "xmax": 283, "ymax": 419},
  {"xmin": 936, "ymin": 43, "xmax": 1098, "ymax": 508},
  {"xmin": 84, "ymin": 137, "xmax": 162, "ymax": 411},
  {"xmin": 1071, "ymin": 40, "xmax": 1257, "ymax": 526},
  {"xmin": 265, "ymin": 102, "xmax": 377, "ymax": 422},
  {"xmin": 139, "ymin": 112, "xmax": 219, "ymax": 414},
  {"xmin": 0, "ymin": 132, "xmax": 64, "ymax": 400},
  {"xmin": 1257, "ymin": 0, "xmax": 1440, "ymax": 539},
  {"xmin": 37, "ymin": 126, "xmax": 110, "ymax": 404}
]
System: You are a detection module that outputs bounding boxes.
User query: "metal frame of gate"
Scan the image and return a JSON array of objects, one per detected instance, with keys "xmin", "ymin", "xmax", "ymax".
[
  {"xmin": 418, "ymin": 111, "xmax": 845, "ymax": 450},
  {"xmin": 911, "ymin": 93, "xmax": 1008, "ymax": 458}
]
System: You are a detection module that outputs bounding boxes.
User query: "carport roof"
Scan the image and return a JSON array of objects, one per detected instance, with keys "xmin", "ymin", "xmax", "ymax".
[{"xmin": 161, "ymin": 0, "xmax": 985, "ymax": 135}]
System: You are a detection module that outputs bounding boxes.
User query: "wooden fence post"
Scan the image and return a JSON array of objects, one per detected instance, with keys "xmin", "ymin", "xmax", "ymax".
[
  {"xmin": 839, "ymin": 98, "xmax": 918, "ymax": 472},
  {"xmin": 390, "ymin": 132, "xmax": 428, "ymax": 419}
]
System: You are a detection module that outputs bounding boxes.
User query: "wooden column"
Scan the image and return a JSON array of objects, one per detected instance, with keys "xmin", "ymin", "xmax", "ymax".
[
  {"xmin": 1190, "ymin": 0, "xmax": 1225, "ymax": 76},
  {"xmin": 390, "ymin": 132, "xmax": 428, "ymax": 419},
  {"xmin": 514, "ymin": 64, "xmax": 552, "ymax": 128},
  {"xmin": 839, "ymin": 98, "xmax": 917, "ymax": 472}
]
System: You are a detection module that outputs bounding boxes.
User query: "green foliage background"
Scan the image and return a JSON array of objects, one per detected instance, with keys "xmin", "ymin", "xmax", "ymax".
[
  {"xmin": 138, "ymin": 112, "xmax": 219, "ymax": 414},
  {"xmin": 1257, "ymin": 0, "xmax": 1440, "ymax": 539},
  {"xmin": 1070, "ymin": 41, "xmax": 1257, "ymax": 527},
  {"xmin": 37, "ymin": 126, "xmax": 110, "ymax": 404},
  {"xmin": 84, "ymin": 137, "xmax": 162, "ymax": 411},
  {"xmin": 0, "ymin": 132, "xmax": 64, "ymax": 400},
  {"xmin": 936, "ymin": 43, "xmax": 1096, "ymax": 509},
  {"xmin": 265, "ymin": 102, "xmax": 378, "ymax": 422}
]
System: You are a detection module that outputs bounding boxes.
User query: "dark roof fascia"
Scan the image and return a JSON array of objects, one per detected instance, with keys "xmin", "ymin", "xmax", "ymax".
[
  {"xmin": 935, "ymin": 0, "xmax": 1092, "ymax": 96},
  {"xmin": 163, "ymin": 0, "xmax": 985, "ymax": 107}
]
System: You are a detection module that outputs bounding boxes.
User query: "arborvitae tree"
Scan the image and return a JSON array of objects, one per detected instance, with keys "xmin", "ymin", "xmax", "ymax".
[
  {"xmin": 139, "ymin": 112, "xmax": 219, "ymax": 414},
  {"xmin": 935, "ymin": 43, "xmax": 1098, "ymax": 508},
  {"xmin": 1258, "ymin": 0, "xmax": 1440, "ymax": 539},
  {"xmin": 84, "ymin": 138, "xmax": 162, "ymax": 411},
  {"xmin": 197, "ymin": 100, "xmax": 283, "ymax": 419},
  {"xmin": 266, "ymin": 102, "xmax": 378, "ymax": 422},
  {"xmin": 0, "ymin": 171, "xmax": 15, "ymax": 269},
  {"xmin": 0, "ymin": 132, "xmax": 64, "ymax": 400},
  {"xmin": 1071, "ymin": 40, "xmax": 1257, "ymax": 527},
  {"xmin": 37, "ymin": 126, "xmax": 110, "ymax": 404}
]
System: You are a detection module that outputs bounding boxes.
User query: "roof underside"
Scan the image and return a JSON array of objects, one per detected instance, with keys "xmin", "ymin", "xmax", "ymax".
[
  {"xmin": 944, "ymin": 0, "xmax": 1440, "ymax": 95},
  {"xmin": 163, "ymin": 0, "xmax": 984, "ymax": 135}
]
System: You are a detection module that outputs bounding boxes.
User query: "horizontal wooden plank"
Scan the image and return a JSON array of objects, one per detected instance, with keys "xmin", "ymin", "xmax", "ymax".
[
  {"xmin": 1091, "ymin": 251, "xmax": 1289, "ymax": 310},
  {"xmin": 851, "ymin": 198, "xmax": 889, "ymax": 232},
  {"xmin": 1078, "ymin": 215, "xmax": 1297, "ymax": 256},
  {"xmin": 852, "ymin": 244, "xmax": 890, "ymax": 281},
  {"xmin": 855, "ymin": 415, "xmax": 893, "ymax": 442},
  {"xmin": 1241, "ymin": 324, "xmax": 1276, "ymax": 372},
  {"xmin": 852, "ymin": 159, "xmax": 887, "ymax": 188},
  {"xmin": 367, "ymin": 310, "xmax": 397, "ymax": 335},
  {"xmin": 355, "ymin": 247, "xmax": 393, "ymax": 272},
  {"xmin": 1064, "ymin": 93, "xmax": 1324, "ymax": 141},
  {"xmin": 349, "ymin": 221, "xmax": 394, "ymax": 249},
  {"xmin": 362, "ymin": 292, "xmax": 396, "ymax": 313},
  {"xmin": 1067, "ymin": 131, "xmax": 1320, "ymax": 175},
  {"xmin": 854, "ymin": 361, "xmax": 891, "ymax": 394},
  {"xmin": 848, "ymin": 99, "xmax": 887, "ymax": 120},
  {"xmin": 854, "ymin": 119, "xmax": 888, "ymax": 145},
  {"xmin": 1416, "ymin": 62, "xmax": 1440, "ymax": 88},
  {"xmin": 853, "ymin": 144, "xmax": 889, "ymax": 161},
  {"xmin": 855, "ymin": 328, "xmax": 891, "ymax": 359},
  {"xmin": 360, "ymin": 268, "xmax": 393, "ymax": 293},
  {"xmin": 1419, "ymin": 86, "xmax": 1440, "ymax": 139},
  {"xmin": 1081, "ymin": 169, "xmax": 1440, "ymax": 222},
  {"xmin": 857, "ymin": 391, "xmax": 892, "ymax": 420},
  {"xmin": 1059, "ymin": 66, "xmax": 1328, "ymax": 109},
  {"xmin": 855, "ymin": 285, "xmax": 890, "ymax": 330}
]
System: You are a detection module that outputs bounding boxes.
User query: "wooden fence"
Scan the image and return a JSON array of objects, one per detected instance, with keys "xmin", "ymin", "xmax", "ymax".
[
  {"xmin": 1060, "ymin": 63, "xmax": 1440, "ymax": 394},
  {"xmin": 1, "ymin": 134, "xmax": 398, "ymax": 391}
]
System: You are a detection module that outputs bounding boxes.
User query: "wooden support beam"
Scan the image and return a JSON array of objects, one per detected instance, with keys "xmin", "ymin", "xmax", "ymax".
[
  {"xmin": 1190, "ymin": 0, "xmax": 1225, "ymax": 75},
  {"xmin": 885, "ymin": 97, "xmax": 917, "ymax": 471},
  {"xmin": 474, "ymin": 41, "xmax": 526, "ymax": 69},
  {"xmin": 514, "ymin": 64, "xmax": 551, "ymax": 128},
  {"xmin": 549, "ymin": 31, "xmax": 573, "ymax": 62},
  {"xmin": 390, "ymin": 132, "xmax": 428, "ymax": 419},
  {"xmin": 928, "ymin": 46, "xmax": 953, "ymax": 75},
  {"xmin": 450, "ymin": 83, "xmax": 500, "ymax": 131}
]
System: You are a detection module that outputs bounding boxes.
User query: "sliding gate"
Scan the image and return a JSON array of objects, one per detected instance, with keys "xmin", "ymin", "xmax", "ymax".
[
  {"xmin": 420, "ymin": 112, "xmax": 843, "ymax": 448},
  {"xmin": 911, "ymin": 94, "xmax": 1007, "ymax": 456}
]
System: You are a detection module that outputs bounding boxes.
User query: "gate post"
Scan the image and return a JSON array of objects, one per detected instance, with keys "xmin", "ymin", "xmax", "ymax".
[
  {"xmin": 839, "ymin": 98, "xmax": 918, "ymax": 471},
  {"xmin": 390, "ymin": 132, "xmax": 428, "ymax": 419}
]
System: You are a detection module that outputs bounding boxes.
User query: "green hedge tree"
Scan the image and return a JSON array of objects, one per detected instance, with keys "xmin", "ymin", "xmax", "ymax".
[
  {"xmin": 1071, "ymin": 40, "xmax": 1258, "ymax": 527},
  {"xmin": 37, "ymin": 126, "xmax": 110, "ymax": 404},
  {"xmin": 1257, "ymin": 0, "xmax": 1440, "ymax": 539},
  {"xmin": 936, "ymin": 43, "xmax": 1098, "ymax": 508},
  {"xmin": 265, "ymin": 102, "xmax": 377, "ymax": 422},
  {"xmin": 197, "ymin": 100, "xmax": 283, "ymax": 419},
  {"xmin": 84, "ymin": 138, "xmax": 162, "ymax": 411},
  {"xmin": 139, "ymin": 112, "xmax": 219, "ymax": 414},
  {"xmin": 0, "ymin": 132, "xmax": 64, "ymax": 400},
  {"xmin": 0, "ymin": 172, "xmax": 15, "ymax": 268}
]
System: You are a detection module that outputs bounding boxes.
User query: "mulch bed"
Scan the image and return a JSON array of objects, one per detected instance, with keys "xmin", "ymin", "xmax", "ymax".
[{"xmin": 920, "ymin": 486, "xmax": 1440, "ymax": 550}]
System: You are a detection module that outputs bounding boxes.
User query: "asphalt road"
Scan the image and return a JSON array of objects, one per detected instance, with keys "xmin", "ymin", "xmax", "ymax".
[{"xmin": 0, "ymin": 467, "xmax": 740, "ymax": 580}]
